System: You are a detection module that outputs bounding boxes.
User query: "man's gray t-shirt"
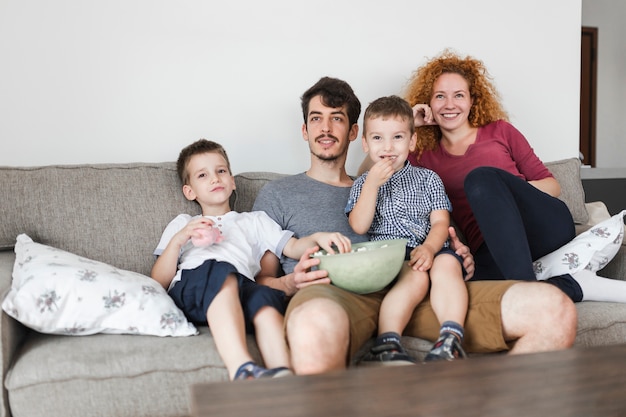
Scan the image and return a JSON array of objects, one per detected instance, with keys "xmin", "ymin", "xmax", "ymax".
[{"xmin": 252, "ymin": 172, "xmax": 368, "ymax": 274}]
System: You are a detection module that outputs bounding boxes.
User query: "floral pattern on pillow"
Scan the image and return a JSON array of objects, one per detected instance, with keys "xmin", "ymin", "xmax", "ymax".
[
  {"xmin": 2, "ymin": 234, "xmax": 198, "ymax": 337},
  {"xmin": 534, "ymin": 210, "xmax": 625, "ymax": 280}
]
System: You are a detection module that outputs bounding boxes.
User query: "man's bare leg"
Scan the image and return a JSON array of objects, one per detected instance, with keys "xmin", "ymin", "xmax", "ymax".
[
  {"xmin": 501, "ymin": 282, "xmax": 577, "ymax": 353},
  {"xmin": 286, "ymin": 298, "xmax": 349, "ymax": 375}
]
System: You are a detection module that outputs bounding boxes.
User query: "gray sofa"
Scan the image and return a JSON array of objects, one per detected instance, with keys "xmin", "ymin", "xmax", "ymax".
[{"xmin": 0, "ymin": 158, "xmax": 624, "ymax": 417}]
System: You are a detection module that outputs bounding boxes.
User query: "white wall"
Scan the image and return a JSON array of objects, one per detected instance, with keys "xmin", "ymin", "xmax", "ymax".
[
  {"xmin": 582, "ymin": 0, "xmax": 626, "ymax": 169},
  {"xmin": 0, "ymin": 0, "xmax": 581, "ymax": 176}
]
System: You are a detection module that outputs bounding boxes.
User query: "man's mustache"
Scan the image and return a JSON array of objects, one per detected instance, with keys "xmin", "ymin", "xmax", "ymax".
[{"xmin": 315, "ymin": 134, "xmax": 339, "ymax": 141}]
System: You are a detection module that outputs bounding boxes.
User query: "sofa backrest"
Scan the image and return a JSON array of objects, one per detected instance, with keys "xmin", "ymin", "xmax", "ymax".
[
  {"xmin": 0, "ymin": 158, "xmax": 586, "ymax": 276},
  {"xmin": 0, "ymin": 163, "xmax": 284, "ymax": 276}
]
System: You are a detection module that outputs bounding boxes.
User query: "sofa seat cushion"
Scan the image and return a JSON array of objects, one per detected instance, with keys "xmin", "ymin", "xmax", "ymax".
[
  {"xmin": 574, "ymin": 301, "xmax": 626, "ymax": 347},
  {"xmin": 5, "ymin": 327, "xmax": 262, "ymax": 417}
]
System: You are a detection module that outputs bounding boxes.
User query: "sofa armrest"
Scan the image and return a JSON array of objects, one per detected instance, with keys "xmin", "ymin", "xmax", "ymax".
[{"xmin": 0, "ymin": 251, "xmax": 29, "ymax": 417}]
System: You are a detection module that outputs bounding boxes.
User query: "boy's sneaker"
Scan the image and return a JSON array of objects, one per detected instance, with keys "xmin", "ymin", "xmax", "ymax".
[
  {"xmin": 424, "ymin": 333, "xmax": 467, "ymax": 362},
  {"xmin": 360, "ymin": 342, "xmax": 416, "ymax": 366},
  {"xmin": 234, "ymin": 361, "xmax": 293, "ymax": 380}
]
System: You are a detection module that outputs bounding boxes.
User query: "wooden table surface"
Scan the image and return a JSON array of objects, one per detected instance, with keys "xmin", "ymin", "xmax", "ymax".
[{"xmin": 190, "ymin": 344, "xmax": 626, "ymax": 417}]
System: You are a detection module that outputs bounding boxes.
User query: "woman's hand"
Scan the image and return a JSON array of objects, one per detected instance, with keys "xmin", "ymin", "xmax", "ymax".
[{"xmin": 413, "ymin": 104, "xmax": 437, "ymax": 127}]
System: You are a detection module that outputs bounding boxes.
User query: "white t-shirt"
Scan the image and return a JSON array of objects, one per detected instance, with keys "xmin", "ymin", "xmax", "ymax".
[{"xmin": 154, "ymin": 211, "xmax": 294, "ymax": 290}]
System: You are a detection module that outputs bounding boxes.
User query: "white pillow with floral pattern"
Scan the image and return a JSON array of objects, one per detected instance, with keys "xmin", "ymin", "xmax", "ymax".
[
  {"xmin": 2, "ymin": 234, "xmax": 198, "ymax": 337},
  {"xmin": 534, "ymin": 210, "xmax": 625, "ymax": 280}
]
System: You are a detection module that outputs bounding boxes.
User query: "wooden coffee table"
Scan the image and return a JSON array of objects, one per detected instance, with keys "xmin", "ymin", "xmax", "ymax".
[{"xmin": 190, "ymin": 344, "xmax": 626, "ymax": 417}]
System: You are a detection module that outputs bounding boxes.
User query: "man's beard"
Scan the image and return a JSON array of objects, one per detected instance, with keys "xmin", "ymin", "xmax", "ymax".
[{"xmin": 311, "ymin": 150, "xmax": 341, "ymax": 162}]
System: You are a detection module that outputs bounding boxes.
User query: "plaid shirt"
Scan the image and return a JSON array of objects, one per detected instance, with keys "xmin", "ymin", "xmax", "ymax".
[{"xmin": 346, "ymin": 162, "xmax": 451, "ymax": 248}]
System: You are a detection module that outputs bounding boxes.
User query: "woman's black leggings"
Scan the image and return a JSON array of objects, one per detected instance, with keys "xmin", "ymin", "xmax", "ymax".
[{"xmin": 465, "ymin": 166, "xmax": 582, "ymax": 301}]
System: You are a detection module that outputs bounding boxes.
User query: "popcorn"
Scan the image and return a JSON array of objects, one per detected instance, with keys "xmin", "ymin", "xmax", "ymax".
[{"xmin": 313, "ymin": 244, "xmax": 387, "ymax": 256}]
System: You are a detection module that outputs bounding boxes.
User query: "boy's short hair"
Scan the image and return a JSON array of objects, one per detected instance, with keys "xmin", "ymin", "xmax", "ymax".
[
  {"xmin": 301, "ymin": 77, "xmax": 362, "ymax": 126},
  {"xmin": 363, "ymin": 95, "xmax": 415, "ymax": 135},
  {"xmin": 176, "ymin": 139, "xmax": 231, "ymax": 185}
]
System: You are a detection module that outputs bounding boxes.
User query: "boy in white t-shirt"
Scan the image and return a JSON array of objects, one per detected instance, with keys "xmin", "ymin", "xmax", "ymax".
[{"xmin": 152, "ymin": 139, "xmax": 350, "ymax": 380}]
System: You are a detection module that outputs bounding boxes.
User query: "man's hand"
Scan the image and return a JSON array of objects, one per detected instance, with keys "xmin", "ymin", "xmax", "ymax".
[
  {"xmin": 293, "ymin": 246, "xmax": 332, "ymax": 289},
  {"xmin": 448, "ymin": 226, "xmax": 474, "ymax": 280}
]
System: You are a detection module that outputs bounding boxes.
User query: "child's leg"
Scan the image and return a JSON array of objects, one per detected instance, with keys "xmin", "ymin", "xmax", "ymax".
[
  {"xmin": 253, "ymin": 306, "xmax": 291, "ymax": 369},
  {"xmin": 424, "ymin": 253, "xmax": 468, "ymax": 362},
  {"xmin": 362, "ymin": 264, "xmax": 429, "ymax": 365},
  {"xmin": 429, "ymin": 254, "xmax": 468, "ymax": 328},
  {"xmin": 206, "ymin": 274, "xmax": 254, "ymax": 380},
  {"xmin": 378, "ymin": 264, "xmax": 429, "ymax": 335}
]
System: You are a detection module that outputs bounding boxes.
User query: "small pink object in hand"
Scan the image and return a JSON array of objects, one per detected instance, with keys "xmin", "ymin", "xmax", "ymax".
[{"xmin": 191, "ymin": 227, "xmax": 223, "ymax": 247}]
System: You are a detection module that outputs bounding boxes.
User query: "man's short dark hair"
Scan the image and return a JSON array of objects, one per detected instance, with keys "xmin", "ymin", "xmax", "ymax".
[{"xmin": 300, "ymin": 77, "xmax": 361, "ymax": 127}]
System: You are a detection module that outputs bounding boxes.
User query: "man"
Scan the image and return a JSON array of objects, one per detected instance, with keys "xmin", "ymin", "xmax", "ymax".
[{"xmin": 254, "ymin": 77, "xmax": 577, "ymax": 375}]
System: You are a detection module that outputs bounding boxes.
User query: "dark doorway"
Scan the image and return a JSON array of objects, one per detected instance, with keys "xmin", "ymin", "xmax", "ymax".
[{"xmin": 580, "ymin": 27, "xmax": 597, "ymax": 167}]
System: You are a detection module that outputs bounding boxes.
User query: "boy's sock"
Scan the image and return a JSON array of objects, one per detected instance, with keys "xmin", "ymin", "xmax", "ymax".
[
  {"xmin": 375, "ymin": 331, "xmax": 402, "ymax": 347},
  {"xmin": 425, "ymin": 322, "xmax": 468, "ymax": 362},
  {"xmin": 440, "ymin": 321, "xmax": 464, "ymax": 342}
]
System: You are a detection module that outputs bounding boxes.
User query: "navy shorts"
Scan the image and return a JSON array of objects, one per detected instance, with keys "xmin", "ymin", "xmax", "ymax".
[
  {"xmin": 169, "ymin": 259, "xmax": 287, "ymax": 333},
  {"xmin": 405, "ymin": 246, "xmax": 467, "ymax": 277}
]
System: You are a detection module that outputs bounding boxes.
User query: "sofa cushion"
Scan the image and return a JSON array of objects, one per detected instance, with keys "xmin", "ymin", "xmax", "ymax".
[
  {"xmin": 5, "ymin": 326, "xmax": 262, "ymax": 417},
  {"xmin": 0, "ymin": 163, "xmax": 202, "ymax": 276},
  {"xmin": 231, "ymin": 171, "xmax": 287, "ymax": 213},
  {"xmin": 2, "ymin": 234, "xmax": 197, "ymax": 337},
  {"xmin": 574, "ymin": 301, "xmax": 626, "ymax": 347},
  {"xmin": 544, "ymin": 158, "xmax": 589, "ymax": 224},
  {"xmin": 0, "ymin": 164, "xmax": 285, "ymax": 277}
]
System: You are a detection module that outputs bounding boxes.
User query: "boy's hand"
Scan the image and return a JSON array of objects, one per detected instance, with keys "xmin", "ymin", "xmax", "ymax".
[
  {"xmin": 293, "ymin": 246, "xmax": 331, "ymax": 289},
  {"xmin": 315, "ymin": 232, "xmax": 352, "ymax": 254},
  {"xmin": 365, "ymin": 157, "xmax": 395, "ymax": 189},
  {"xmin": 174, "ymin": 217, "xmax": 215, "ymax": 248},
  {"xmin": 412, "ymin": 104, "xmax": 437, "ymax": 127},
  {"xmin": 408, "ymin": 243, "xmax": 436, "ymax": 272}
]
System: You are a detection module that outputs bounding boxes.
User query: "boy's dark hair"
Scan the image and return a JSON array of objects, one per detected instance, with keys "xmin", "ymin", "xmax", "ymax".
[
  {"xmin": 176, "ymin": 139, "xmax": 231, "ymax": 185},
  {"xmin": 301, "ymin": 77, "xmax": 362, "ymax": 126},
  {"xmin": 363, "ymin": 95, "xmax": 415, "ymax": 135}
]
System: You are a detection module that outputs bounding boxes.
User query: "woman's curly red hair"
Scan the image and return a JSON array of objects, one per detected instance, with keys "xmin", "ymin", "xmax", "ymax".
[{"xmin": 404, "ymin": 49, "xmax": 509, "ymax": 158}]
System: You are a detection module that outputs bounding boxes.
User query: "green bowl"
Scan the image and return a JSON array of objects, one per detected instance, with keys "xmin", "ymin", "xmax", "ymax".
[{"xmin": 311, "ymin": 238, "xmax": 408, "ymax": 294}]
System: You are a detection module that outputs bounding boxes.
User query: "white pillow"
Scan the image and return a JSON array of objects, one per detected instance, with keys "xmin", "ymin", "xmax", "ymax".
[
  {"xmin": 533, "ymin": 210, "xmax": 625, "ymax": 279},
  {"xmin": 2, "ymin": 234, "xmax": 198, "ymax": 337}
]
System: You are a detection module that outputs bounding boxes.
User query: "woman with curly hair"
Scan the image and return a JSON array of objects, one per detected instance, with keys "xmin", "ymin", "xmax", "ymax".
[{"xmin": 378, "ymin": 49, "xmax": 626, "ymax": 303}]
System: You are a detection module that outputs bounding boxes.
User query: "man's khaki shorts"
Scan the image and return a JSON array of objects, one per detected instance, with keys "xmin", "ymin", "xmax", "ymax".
[
  {"xmin": 285, "ymin": 279, "xmax": 517, "ymax": 362},
  {"xmin": 285, "ymin": 284, "xmax": 385, "ymax": 360},
  {"xmin": 405, "ymin": 280, "xmax": 517, "ymax": 353}
]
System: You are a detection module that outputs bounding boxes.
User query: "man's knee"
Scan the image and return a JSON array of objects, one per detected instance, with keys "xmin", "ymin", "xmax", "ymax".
[
  {"xmin": 541, "ymin": 284, "xmax": 577, "ymax": 347},
  {"xmin": 503, "ymin": 282, "xmax": 577, "ymax": 350},
  {"xmin": 286, "ymin": 298, "xmax": 349, "ymax": 374},
  {"xmin": 288, "ymin": 298, "xmax": 348, "ymax": 336}
]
